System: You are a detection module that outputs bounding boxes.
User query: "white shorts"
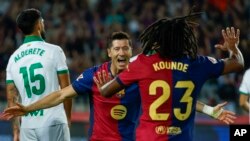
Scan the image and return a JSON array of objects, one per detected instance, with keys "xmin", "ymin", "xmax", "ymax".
[{"xmin": 20, "ymin": 123, "xmax": 70, "ymax": 141}]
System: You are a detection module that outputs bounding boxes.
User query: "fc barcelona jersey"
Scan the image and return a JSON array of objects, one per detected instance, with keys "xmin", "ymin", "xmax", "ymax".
[
  {"xmin": 116, "ymin": 53, "xmax": 224, "ymax": 141},
  {"xmin": 72, "ymin": 62, "xmax": 141, "ymax": 141}
]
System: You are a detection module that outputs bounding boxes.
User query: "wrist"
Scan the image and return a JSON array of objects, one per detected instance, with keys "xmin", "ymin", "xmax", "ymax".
[
  {"xmin": 202, "ymin": 105, "xmax": 223, "ymax": 119},
  {"xmin": 202, "ymin": 105, "xmax": 214, "ymax": 116}
]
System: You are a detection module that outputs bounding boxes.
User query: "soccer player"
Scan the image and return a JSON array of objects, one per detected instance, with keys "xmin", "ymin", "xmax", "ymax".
[
  {"xmin": 94, "ymin": 15, "xmax": 244, "ymax": 140},
  {"xmin": 1, "ymin": 31, "xmax": 235, "ymax": 141},
  {"xmin": 239, "ymin": 68, "xmax": 250, "ymax": 112},
  {"xmin": 3, "ymin": 31, "xmax": 141, "ymax": 141},
  {"xmin": 5, "ymin": 8, "xmax": 71, "ymax": 141}
]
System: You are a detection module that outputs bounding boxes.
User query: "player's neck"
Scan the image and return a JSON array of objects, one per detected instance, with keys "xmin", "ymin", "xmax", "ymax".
[{"xmin": 110, "ymin": 64, "xmax": 119, "ymax": 76}]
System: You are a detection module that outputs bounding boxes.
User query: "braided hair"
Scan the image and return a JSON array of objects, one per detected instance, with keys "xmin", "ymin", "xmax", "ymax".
[{"xmin": 139, "ymin": 12, "xmax": 202, "ymax": 60}]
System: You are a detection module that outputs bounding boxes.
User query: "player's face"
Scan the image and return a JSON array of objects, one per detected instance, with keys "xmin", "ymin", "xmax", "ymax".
[{"xmin": 108, "ymin": 39, "xmax": 132, "ymax": 74}]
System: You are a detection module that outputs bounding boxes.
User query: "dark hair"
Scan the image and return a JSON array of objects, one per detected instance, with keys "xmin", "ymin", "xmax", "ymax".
[
  {"xmin": 16, "ymin": 8, "xmax": 42, "ymax": 35},
  {"xmin": 139, "ymin": 13, "xmax": 202, "ymax": 59},
  {"xmin": 106, "ymin": 31, "xmax": 132, "ymax": 48}
]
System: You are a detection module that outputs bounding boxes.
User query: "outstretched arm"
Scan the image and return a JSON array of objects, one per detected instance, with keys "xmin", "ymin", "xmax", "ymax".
[
  {"xmin": 1, "ymin": 85, "xmax": 77, "ymax": 120},
  {"xmin": 196, "ymin": 101, "xmax": 236, "ymax": 124}
]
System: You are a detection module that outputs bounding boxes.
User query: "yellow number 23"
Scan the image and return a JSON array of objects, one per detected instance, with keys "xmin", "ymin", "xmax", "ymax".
[{"xmin": 149, "ymin": 80, "xmax": 194, "ymax": 121}]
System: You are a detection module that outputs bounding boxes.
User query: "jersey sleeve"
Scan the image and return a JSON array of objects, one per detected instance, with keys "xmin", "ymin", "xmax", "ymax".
[
  {"xmin": 72, "ymin": 68, "xmax": 95, "ymax": 94},
  {"xmin": 239, "ymin": 70, "xmax": 250, "ymax": 95},
  {"xmin": 54, "ymin": 47, "xmax": 69, "ymax": 74},
  {"xmin": 199, "ymin": 56, "xmax": 224, "ymax": 79},
  {"xmin": 6, "ymin": 56, "xmax": 14, "ymax": 84}
]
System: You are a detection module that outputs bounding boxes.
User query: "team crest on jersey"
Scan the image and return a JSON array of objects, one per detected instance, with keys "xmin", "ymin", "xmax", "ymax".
[
  {"xmin": 116, "ymin": 89, "xmax": 125, "ymax": 98},
  {"xmin": 110, "ymin": 105, "xmax": 127, "ymax": 120},
  {"xmin": 208, "ymin": 56, "xmax": 218, "ymax": 64},
  {"xmin": 76, "ymin": 74, "xmax": 83, "ymax": 81}
]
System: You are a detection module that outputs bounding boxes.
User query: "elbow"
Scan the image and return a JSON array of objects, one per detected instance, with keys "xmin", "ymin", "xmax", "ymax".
[
  {"xmin": 238, "ymin": 63, "xmax": 244, "ymax": 72},
  {"xmin": 234, "ymin": 62, "xmax": 244, "ymax": 73},
  {"xmin": 235, "ymin": 58, "xmax": 244, "ymax": 72}
]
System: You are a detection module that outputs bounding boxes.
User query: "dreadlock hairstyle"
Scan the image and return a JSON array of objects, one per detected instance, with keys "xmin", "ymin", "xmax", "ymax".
[{"xmin": 139, "ymin": 12, "xmax": 202, "ymax": 60}]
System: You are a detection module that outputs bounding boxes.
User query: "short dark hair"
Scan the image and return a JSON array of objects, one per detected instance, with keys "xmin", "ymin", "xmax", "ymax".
[
  {"xmin": 16, "ymin": 8, "xmax": 42, "ymax": 35},
  {"xmin": 106, "ymin": 31, "xmax": 132, "ymax": 48}
]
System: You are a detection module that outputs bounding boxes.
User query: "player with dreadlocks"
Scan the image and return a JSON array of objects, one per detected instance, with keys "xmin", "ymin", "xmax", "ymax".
[
  {"xmin": 94, "ymin": 13, "xmax": 244, "ymax": 141},
  {"xmin": 140, "ymin": 13, "xmax": 200, "ymax": 59}
]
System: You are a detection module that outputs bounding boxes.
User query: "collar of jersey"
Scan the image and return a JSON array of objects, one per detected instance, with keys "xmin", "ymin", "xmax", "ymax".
[
  {"xmin": 23, "ymin": 36, "xmax": 44, "ymax": 44},
  {"xmin": 146, "ymin": 50, "xmax": 157, "ymax": 56}
]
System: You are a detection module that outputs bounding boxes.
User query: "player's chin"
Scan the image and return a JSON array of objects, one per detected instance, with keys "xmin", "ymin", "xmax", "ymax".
[{"xmin": 117, "ymin": 65, "xmax": 127, "ymax": 71}]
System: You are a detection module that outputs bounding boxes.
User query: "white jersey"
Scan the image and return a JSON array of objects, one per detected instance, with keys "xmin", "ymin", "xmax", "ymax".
[
  {"xmin": 239, "ymin": 68, "xmax": 250, "ymax": 96},
  {"xmin": 6, "ymin": 36, "xmax": 68, "ymax": 128}
]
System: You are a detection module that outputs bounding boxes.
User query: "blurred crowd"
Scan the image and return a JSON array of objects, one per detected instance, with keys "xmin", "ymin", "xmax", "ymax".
[{"xmin": 0, "ymin": 0, "xmax": 249, "ymax": 114}]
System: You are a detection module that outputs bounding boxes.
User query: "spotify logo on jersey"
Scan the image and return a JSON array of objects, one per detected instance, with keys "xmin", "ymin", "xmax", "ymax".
[{"xmin": 110, "ymin": 105, "xmax": 127, "ymax": 120}]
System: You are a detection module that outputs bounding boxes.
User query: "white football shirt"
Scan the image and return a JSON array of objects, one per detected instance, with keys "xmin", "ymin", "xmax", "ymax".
[
  {"xmin": 6, "ymin": 36, "xmax": 68, "ymax": 128},
  {"xmin": 239, "ymin": 69, "xmax": 250, "ymax": 96}
]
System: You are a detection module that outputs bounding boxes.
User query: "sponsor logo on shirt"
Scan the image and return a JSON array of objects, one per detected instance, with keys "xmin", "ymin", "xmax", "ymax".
[
  {"xmin": 110, "ymin": 105, "xmax": 127, "ymax": 120},
  {"xmin": 208, "ymin": 56, "xmax": 218, "ymax": 64},
  {"xmin": 155, "ymin": 126, "xmax": 182, "ymax": 135},
  {"xmin": 25, "ymin": 109, "xmax": 44, "ymax": 117},
  {"xmin": 76, "ymin": 74, "xmax": 83, "ymax": 81}
]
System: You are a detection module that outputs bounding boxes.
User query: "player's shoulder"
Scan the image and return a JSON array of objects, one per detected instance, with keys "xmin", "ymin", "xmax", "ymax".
[
  {"xmin": 195, "ymin": 55, "xmax": 221, "ymax": 64},
  {"xmin": 93, "ymin": 62, "xmax": 109, "ymax": 72},
  {"xmin": 43, "ymin": 42, "xmax": 62, "ymax": 50}
]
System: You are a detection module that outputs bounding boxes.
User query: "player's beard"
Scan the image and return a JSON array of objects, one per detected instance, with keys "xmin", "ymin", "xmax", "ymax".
[{"xmin": 41, "ymin": 30, "xmax": 46, "ymax": 40}]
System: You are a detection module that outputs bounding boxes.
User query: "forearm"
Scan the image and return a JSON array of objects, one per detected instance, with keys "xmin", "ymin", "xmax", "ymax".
[
  {"xmin": 7, "ymin": 84, "xmax": 21, "ymax": 134},
  {"xmin": 25, "ymin": 91, "xmax": 64, "ymax": 112},
  {"xmin": 196, "ymin": 101, "xmax": 205, "ymax": 112},
  {"xmin": 58, "ymin": 73, "xmax": 72, "ymax": 122},
  {"xmin": 12, "ymin": 117, "xmax": 20, "ymax": 136},
  {"xmin": 229, "ymin": 47, "xmax": 244, "ymax": 68}
]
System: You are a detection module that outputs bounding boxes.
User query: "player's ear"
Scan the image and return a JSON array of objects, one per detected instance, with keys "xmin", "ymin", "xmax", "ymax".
[
  {"xmin": 36, "ymin": 18, "xmax": 44, "ymax": 32},
  {"xmin": 107, "ymin": 48, "xmax": 112, "ymax": 57}
]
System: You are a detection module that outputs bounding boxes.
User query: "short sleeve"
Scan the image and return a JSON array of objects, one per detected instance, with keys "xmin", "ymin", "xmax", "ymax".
[
  {"xmin": 54, "ymin": 47, "xmax": 69, "ymax": 74},
  {"xmin": 239, "ymin": 70, "xmax": 250, "ymax": 95}
]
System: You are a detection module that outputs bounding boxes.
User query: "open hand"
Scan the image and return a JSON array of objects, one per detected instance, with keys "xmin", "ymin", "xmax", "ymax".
[
  {"xmin": 0, "ymin": 103, "xmax": 27, "ymax": 120},
  {"xmin": 213, "ymin": 101, "xmax": 236, "ymax": 124},
  {"xmin": 215, "ymin": 27, "xmax": 240, "ymax": 51},
  {"xmin": 93, "ymin": 70, "xmax": 112, "ymax": 89}
]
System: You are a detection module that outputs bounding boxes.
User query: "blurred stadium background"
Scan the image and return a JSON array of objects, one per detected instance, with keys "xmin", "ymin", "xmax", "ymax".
[{"xmin": 0, "ymin": 0, "xmax": 249, "ymax": 141}]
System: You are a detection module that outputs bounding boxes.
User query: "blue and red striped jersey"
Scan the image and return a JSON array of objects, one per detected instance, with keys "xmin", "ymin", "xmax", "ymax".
[
  {"xmin": 116, "ymin": 53, "xmax": 224, "ymax": 141},
  {"xmin": 72, "ymin": 62, "xmax": 141, "ymax": 141}
]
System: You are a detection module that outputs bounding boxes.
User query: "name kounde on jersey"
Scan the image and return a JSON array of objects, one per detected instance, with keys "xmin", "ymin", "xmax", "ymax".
[{"xmin": 153, "ymin": 61, "xmax": 189, "ymax": 72}]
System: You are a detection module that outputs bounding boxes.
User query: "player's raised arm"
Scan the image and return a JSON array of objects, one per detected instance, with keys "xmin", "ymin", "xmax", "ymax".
[{"xmin": 215, "ymin": 27, "xmax": 244, "ymax": 74}]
